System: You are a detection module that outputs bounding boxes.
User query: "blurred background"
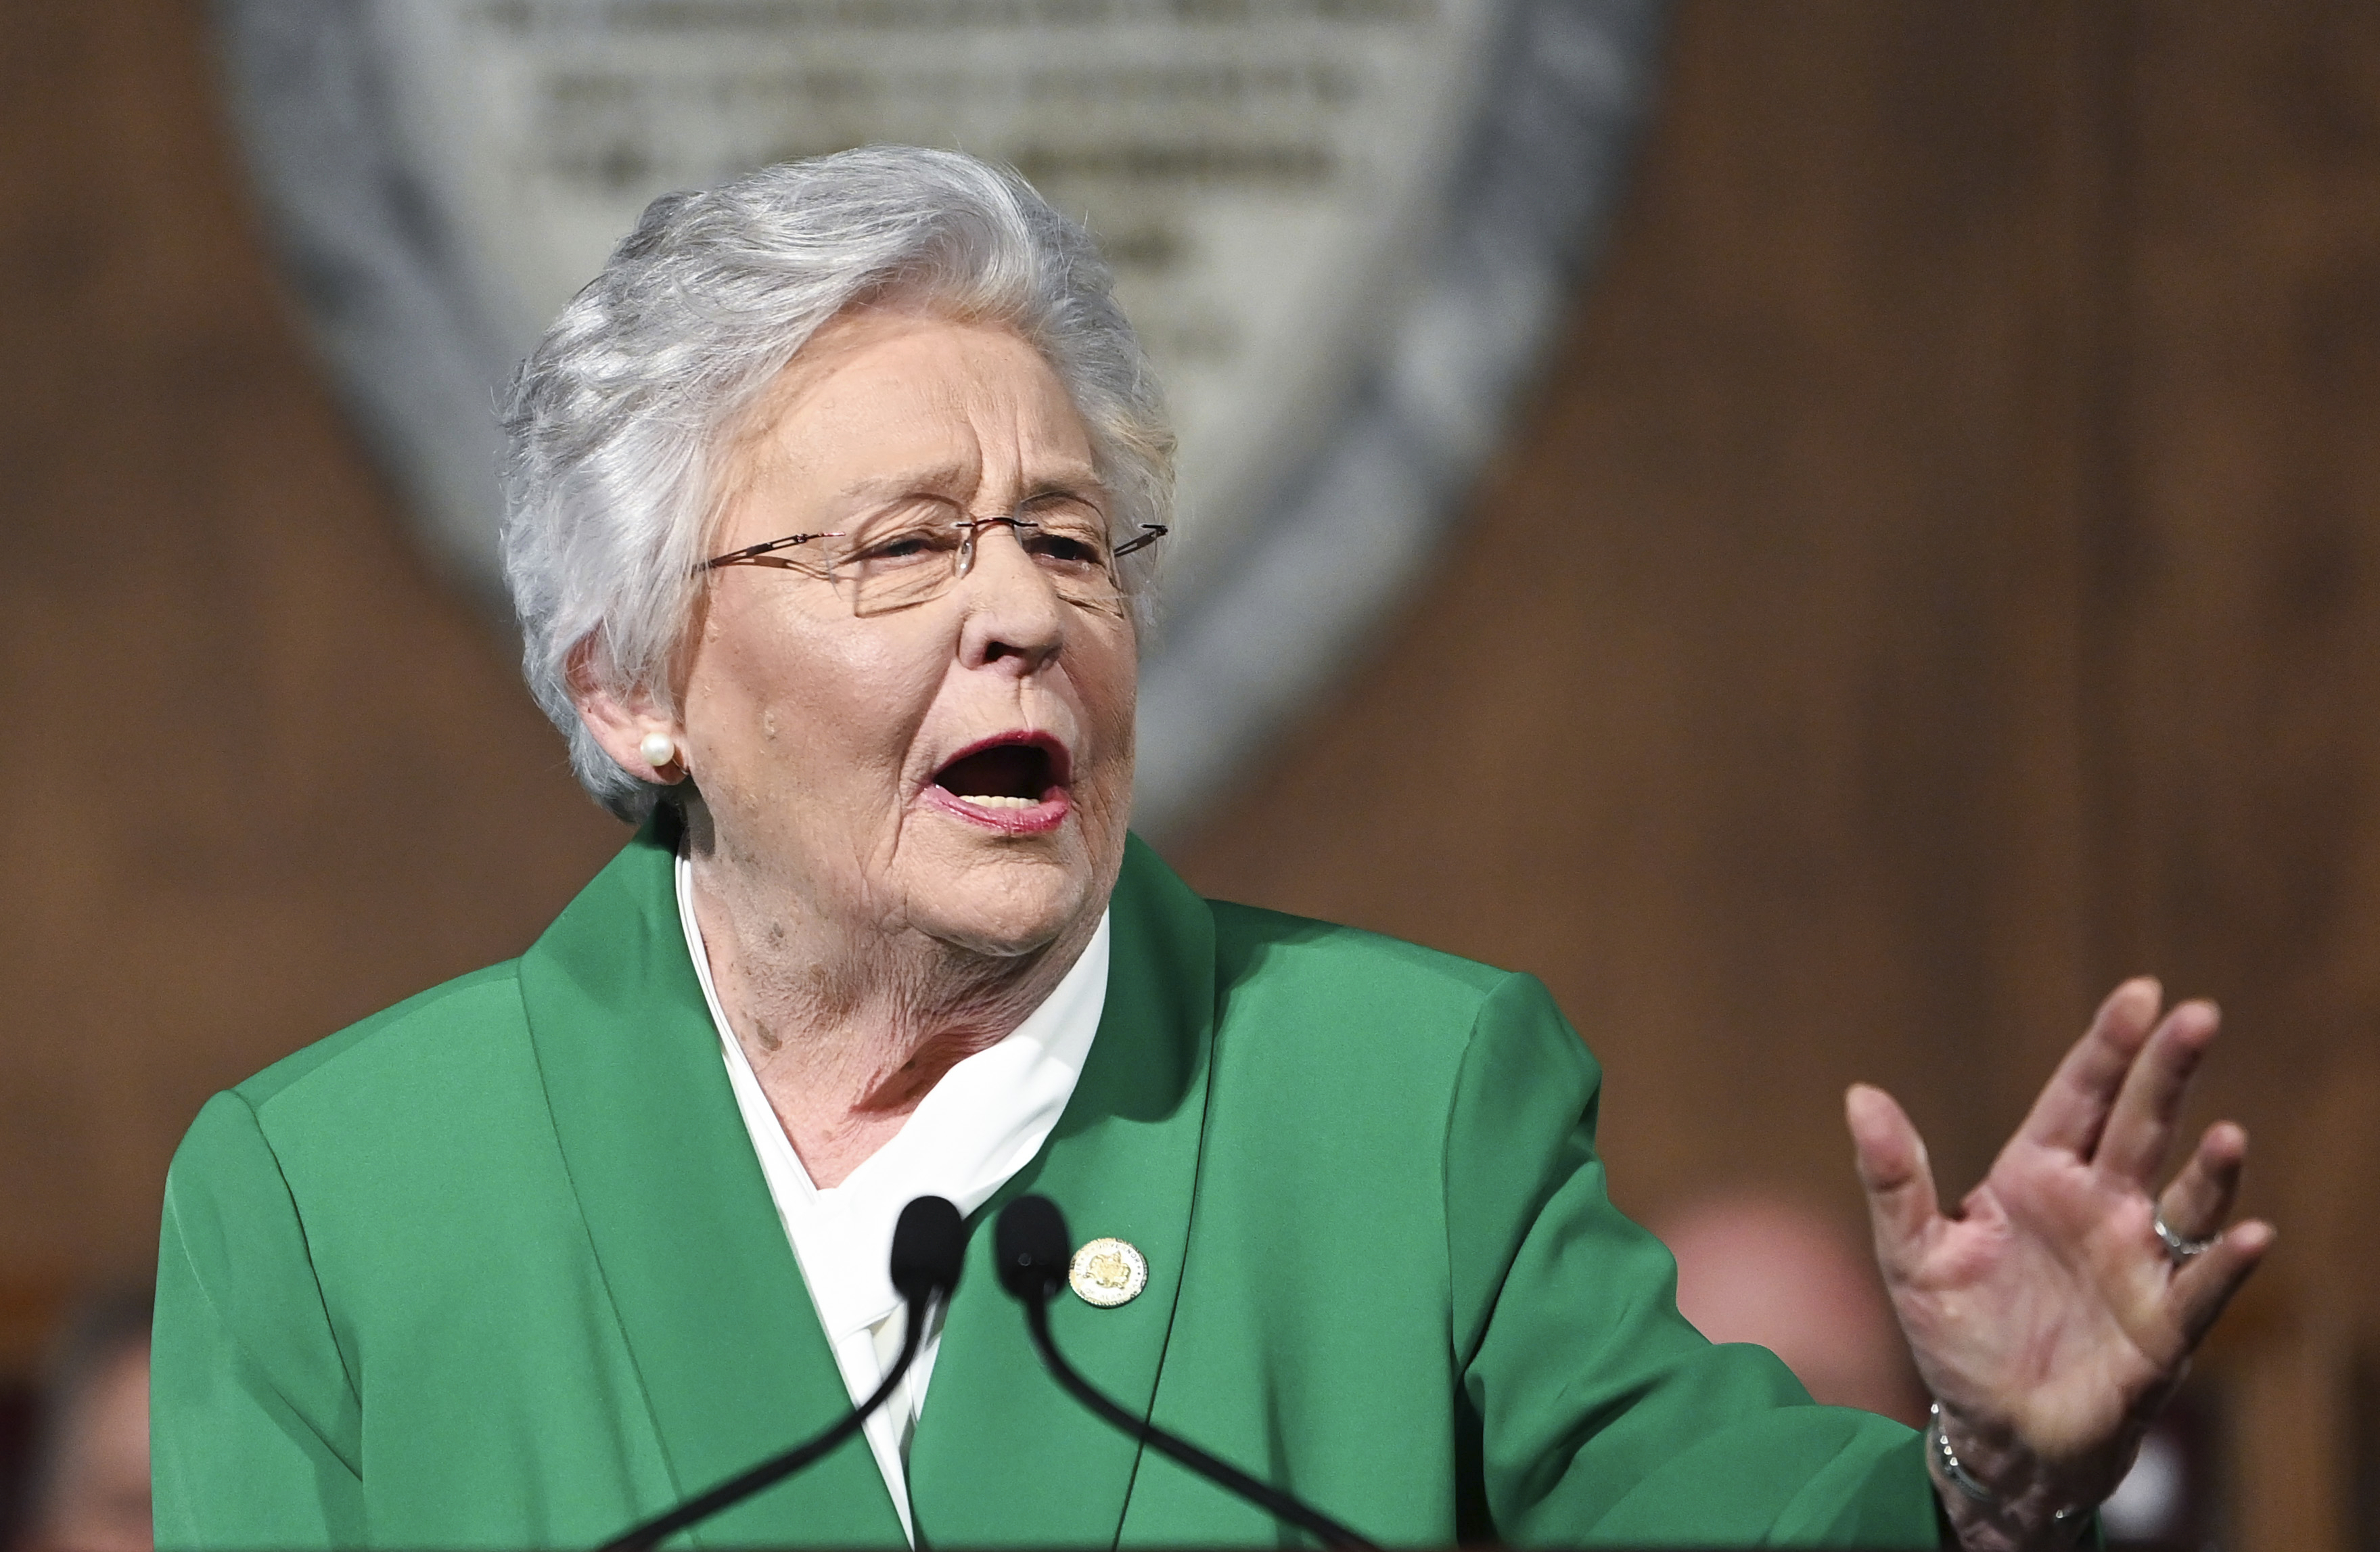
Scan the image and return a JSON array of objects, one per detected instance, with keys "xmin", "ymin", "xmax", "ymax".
[{"xmin": 4, "ymin": 3, "xmax": 2379, "ymax": 1549}]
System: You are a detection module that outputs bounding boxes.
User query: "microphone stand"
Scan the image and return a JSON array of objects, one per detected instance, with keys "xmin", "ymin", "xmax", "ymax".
[
  {"xmin": 598, "ymin": 1297, "xmax": 928, "ymax": 1552},
  {"xmin": 997, "ymin": 1196, "xmax": 1377, "ymax": 1550},
  {"xmin": 1016, "ymin": 1297, "xmax": 1377, "ymax": 1550}
]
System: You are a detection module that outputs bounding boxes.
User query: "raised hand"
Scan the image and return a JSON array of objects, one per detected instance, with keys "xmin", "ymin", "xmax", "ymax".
[{"xmin": 1844, "ymin": 979, "xmax": 2273, "ymax": 1549}]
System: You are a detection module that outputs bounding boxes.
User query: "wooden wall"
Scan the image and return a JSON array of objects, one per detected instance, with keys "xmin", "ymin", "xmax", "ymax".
[
  {"xmin": 0, "ymin": 1, "xmax": 626, "ymax": 1355},
  {"xmin": 1174, "ymin": 7, "xmax": 2380, "ymax": 1547},
  {"xmin": 1, "ymin": 3, "xmax": 2375, "ymax": 1545}
]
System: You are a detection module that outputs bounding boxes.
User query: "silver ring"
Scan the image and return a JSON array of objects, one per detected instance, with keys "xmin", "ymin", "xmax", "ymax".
[{"xmin": 2154, "ymin": 1209, "xmax": 2218, "ymax": 1263}]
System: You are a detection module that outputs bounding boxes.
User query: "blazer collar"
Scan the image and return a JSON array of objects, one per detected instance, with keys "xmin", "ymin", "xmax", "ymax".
[
  {"xmin": 520, "ymin": 815, "xmax": 1216, "ymax": 1549},
  {"xmin": 519, "ymin": 809, "xmax": 902, "ymax": 1548}
]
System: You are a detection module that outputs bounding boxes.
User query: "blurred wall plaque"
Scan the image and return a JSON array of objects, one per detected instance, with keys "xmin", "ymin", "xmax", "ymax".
[{"xmin": 214, "ymin": 0, "xmax": 1666, "ymax": 834}]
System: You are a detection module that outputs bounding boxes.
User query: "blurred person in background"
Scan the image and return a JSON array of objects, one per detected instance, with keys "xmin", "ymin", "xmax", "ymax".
[
  {"xmin": 1653, "ymin": 1191, "xmax": 1926, "ymax": 1424},
  {"xmin": 150, "ymin": 147, "xmax": 2270, "ymax": 1551},
  {"xmin": 14, "ymin": 1292, "xmax": 151, "ymax": 1552}
]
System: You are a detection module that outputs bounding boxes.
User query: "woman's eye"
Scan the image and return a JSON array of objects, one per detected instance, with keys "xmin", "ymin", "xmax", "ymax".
[
  {"xmin": 852, "ymin": 529, "xmax": 948, "ymax": 566},
  {"xmin": 1028, "ymin": 532, "xmax": 1106, "ymax": 567}
]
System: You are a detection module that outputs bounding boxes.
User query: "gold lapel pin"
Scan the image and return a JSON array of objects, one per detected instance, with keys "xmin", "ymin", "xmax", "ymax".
[{"xmin": 1068, "ymin": 1236, "xmax": 1149, "ymax": 1308}]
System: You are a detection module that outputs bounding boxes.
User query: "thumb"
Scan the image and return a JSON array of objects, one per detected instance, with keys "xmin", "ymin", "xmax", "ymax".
[{"xmin": 1847, "ymin": 1082, "xmax": 1940, "ymax": 1279}]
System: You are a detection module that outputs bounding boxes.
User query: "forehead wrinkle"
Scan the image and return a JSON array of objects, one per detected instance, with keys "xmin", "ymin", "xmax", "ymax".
[
  {"xmin": 823, "ymin": 444, "xmax": 1103, "ymax": 514},
  {"xmin": 766, "ymin": 317, "xmax": 1105, "ymax": 519},
  {"xmin": 985, "ymin": 425, "xmax": 1108, "ymax": 511},
  {"xmin": 960, "ymin": 340, "xmax": 1101, "ymax": 495},
  {"xmin": 830, "ymin": 459, "xmax": 980, "ymax": 505}
]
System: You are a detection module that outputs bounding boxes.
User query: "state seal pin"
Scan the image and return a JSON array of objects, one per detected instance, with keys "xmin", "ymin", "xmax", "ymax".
[{"xmin": 1068, "ymin": 1237, "xmax": 1149, "ymax": 1308}]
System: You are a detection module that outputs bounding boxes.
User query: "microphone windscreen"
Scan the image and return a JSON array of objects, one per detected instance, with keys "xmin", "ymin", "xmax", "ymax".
[
  {"xmin": 890, "ymin": 1195, "xmax": 967, "ymax": 1304},
  {"xmin": 994, "ymin": 1195, "xmax": 1072, "ymax": 1304}
]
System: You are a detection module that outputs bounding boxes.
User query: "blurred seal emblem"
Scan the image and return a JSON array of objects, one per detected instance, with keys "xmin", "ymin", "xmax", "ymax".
[
  {"xmin": 211, "ymin": 0, "xmax": 1666, "ymax": 836},
  {"xmin": 1069, "ymin": 1236, "xmax": 1149, "ymax": 1308}
]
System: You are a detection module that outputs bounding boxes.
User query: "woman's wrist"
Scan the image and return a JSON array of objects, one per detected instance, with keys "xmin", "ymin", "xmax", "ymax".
[{"xmin": 1926, "ymin": 1402, "xmax": 2097, "ymax": 1551}]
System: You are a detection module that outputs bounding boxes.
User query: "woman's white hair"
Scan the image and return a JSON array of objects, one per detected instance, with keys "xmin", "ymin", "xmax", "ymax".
[{"xmin": 501, "ymin": 145, "xmax": 1174, "ymax": 821}]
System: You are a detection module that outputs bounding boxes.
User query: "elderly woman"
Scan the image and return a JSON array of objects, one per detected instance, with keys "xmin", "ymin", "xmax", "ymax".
[{"xmin": 152, "ymin": 148, "xmax": 2265, "ymax": 1551}]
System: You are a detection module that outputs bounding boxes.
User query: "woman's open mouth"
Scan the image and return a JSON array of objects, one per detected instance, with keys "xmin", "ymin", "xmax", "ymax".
[{"xmin": 925, "ymin": 735, "xmax": 1072, "ymax": 834}]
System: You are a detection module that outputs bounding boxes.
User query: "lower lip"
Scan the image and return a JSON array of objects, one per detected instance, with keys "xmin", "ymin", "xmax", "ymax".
[{"xmin": 922, "ymin": 785, "xmax": 1072, "ymax": 835}]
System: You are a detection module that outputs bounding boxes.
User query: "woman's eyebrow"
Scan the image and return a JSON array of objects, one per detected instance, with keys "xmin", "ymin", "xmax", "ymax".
[
  {"xmin": 1017, "ymin": 455, "xmax": 1110, "ymax": 499},
  {"xmin": 829, "ymin": 463, "xmax": 974, "ymax": 504},
  {"xmin": 827, "ymin": 462, "xmax": 1108, "ymax": 507},
  {"xmin": 1020, "ymin": 477, "xmax": 1107, "ymax": 506}
]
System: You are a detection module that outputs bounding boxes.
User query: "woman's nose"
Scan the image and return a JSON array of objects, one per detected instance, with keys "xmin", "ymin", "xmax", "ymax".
[{"xmin": 955, "ymin": 522, "xmax": 1065, "ymax": 672}]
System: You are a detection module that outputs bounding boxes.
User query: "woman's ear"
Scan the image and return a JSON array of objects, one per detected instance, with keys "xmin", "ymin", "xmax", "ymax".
[{"xmin": 568, "ymin": 638, "xmax": 686, "ymax": 782}]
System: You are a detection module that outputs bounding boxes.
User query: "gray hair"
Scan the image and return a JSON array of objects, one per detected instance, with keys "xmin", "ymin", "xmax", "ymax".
[{"xmin": 501, "ymin": 146, "xmax": 1174, "ymax": 822}]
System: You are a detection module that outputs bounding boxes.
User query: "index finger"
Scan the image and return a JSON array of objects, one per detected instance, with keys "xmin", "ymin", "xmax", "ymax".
[{"xmin": 2017, "ymin": 978, "xmax": 2163, "ymax": 1154}]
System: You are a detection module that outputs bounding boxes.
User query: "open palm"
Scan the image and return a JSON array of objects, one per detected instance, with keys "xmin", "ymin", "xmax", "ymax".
[{"xmin": 1846, "ymin": 980, "xmax": 2272, "ymax": 1543}]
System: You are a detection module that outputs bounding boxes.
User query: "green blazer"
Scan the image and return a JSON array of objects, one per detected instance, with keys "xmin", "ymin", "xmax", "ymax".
[{"xmin": 153, "ymin": 821, "xmax": 1940, "ymax": 1549}]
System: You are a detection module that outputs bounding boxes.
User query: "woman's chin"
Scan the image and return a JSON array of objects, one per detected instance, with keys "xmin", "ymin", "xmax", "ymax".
[
  {"xmin": 900, "ymin": 852, "xmax": 1098, "ymax": 961},
  {"xmin": 890, "ymin": 781, "xmax": 1126, "ymax": 956}
]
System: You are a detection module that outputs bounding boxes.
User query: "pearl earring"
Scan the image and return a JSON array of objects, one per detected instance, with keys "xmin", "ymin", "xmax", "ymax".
[{"xmin": 639, "ymin": 731, "xmax": 678, "ymax": 770}]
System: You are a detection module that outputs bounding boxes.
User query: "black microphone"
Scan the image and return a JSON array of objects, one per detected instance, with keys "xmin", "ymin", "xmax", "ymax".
[
  {"xmin": 599, "ymin": 1194, "xmax": 968, "ymax": 1552},
  {"xmin": 994, "ymin": 1195, "xmax": 1377, "ymax": 1549}
]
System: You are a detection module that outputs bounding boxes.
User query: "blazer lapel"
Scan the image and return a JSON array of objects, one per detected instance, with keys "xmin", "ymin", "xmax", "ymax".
[
  {"xmin": 518, "ymin": 813, "xmax": 907, "ymax": 1549},
  {"xmin": 907, "ymin": 836, "xmax": 1218, "ymax": 1549}
]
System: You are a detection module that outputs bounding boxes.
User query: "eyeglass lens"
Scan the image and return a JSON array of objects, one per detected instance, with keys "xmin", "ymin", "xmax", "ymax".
[
  {"xmin": 702, "ymin": 505, "xmax": 1162, "ymax": 619},
  {"xmin": 829, "ymin": 507, "xmax": 1123, "ymax": 616}
]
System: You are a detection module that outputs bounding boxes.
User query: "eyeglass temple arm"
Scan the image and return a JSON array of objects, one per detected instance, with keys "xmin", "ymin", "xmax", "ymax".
[
  {"xmin": 1113, "ymin": 524, "xmax": 1168, "ymax": 560},
  {"xmin": 697, "ymin": 532, "xmax": 842, "ymax": 571}
]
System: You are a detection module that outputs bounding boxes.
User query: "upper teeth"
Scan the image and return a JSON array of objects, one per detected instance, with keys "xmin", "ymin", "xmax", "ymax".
[{"xmin": 962, "ymin": 794, "xmax": 1035, "ymax": 809}]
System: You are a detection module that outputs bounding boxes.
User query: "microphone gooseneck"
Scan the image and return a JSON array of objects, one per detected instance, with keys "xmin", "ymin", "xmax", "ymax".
[
  {"xmin": 993, "ymin": 1195, "xmax": 1377, "ymax": 1550},
  {"xmin": 598, "ymin": 1195, "xmax": 968, "ymax": 1552}
]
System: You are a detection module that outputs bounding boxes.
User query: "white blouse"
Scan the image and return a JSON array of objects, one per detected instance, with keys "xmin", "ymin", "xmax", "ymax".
[{"xmin": 676, "ymin": 850, "xmax": 1109, "ymax": 1541}]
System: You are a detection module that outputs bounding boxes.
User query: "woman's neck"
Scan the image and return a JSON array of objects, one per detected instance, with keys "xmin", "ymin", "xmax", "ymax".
[{"xmin": 682, "ymin": 834, "xmax": 1089, "ymax": 1188}]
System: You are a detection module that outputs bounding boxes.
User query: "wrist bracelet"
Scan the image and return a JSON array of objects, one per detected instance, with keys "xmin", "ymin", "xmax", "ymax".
[
  {"xmin": 1927, "ymin": 1402, "xmax": 2090, "ymax": 1531},
  {"xmin": 1927, "ymin": 1402, "xmax": 1998, "ymax": 1503}
]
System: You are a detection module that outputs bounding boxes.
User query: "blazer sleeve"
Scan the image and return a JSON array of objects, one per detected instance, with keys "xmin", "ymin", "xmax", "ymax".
[
  {"xmin": 153, "ymin": 1091, "xmax": 367, "ymax": 1551},
  {"xmin": 1446, "ymin": 973, "xmax": 1946, "ymax": 1548}
]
